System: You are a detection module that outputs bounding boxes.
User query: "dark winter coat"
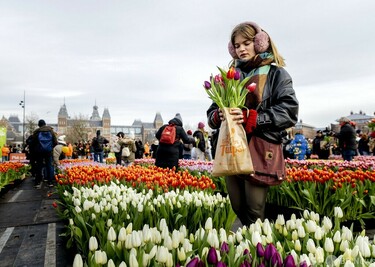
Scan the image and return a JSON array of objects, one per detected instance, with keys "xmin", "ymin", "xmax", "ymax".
[
  {"xmin": 31, "ymin": 125, "xmax": 58, "ymax": 155},
  {"xmin": 207, "ymin": 65, "xmax": 299, "ymax": 145},
  {"xmin": 155, "ymin": 117, "xmax": 191, "ymax": 169},
  {"xmin": 336, "ymin": 123, "xmax": 357, "ymax": 151}
]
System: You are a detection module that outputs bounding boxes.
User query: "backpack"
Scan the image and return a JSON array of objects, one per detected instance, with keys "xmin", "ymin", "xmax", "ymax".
[
  {"xmin": 111, "ymin": 142, "xmax": 121, "ymax": 153},
  {"xmin": 37, "ymin": 131, "xmax": 54, "ymax": 153},
  {"xmin": 121, "ymin": 146, "xmax": 130, "ymax": 157},
  {"xmin": 159, "ymin": 124, "xmax": 176, "ymax": 144}
]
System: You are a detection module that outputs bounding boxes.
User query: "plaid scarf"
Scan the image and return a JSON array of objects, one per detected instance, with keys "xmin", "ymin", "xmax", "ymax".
[{"xmin": 235, "ymin": 52, "xmax": 274, "ymax": 109}]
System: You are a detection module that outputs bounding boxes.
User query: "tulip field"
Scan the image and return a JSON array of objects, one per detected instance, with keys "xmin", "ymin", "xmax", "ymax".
[{"xmin": 2, "ymin": 156, "xmax": 375, "ymax": 266}]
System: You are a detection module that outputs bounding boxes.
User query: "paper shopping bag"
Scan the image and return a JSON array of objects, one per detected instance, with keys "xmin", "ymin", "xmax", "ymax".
[{"xmin": 212, "ymin": 107, "xmax": 254, "ymax": 177}]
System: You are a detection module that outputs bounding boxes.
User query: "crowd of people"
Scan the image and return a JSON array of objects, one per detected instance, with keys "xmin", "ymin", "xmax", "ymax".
[{"xmin": 285, "ymin": 117, "xmax": 375, "ymax": 161}]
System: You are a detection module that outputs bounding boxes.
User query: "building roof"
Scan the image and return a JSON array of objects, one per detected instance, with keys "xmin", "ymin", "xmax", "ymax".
[
  {"xmin": 58, "ymin": 104, "xmax": 69, "ymax": 118},
  {"xmin": 102, "ymin": 108, "xmax": 110, "ymax": 119}
]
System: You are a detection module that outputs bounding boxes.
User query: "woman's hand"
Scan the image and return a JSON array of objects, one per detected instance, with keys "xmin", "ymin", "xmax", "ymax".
[{"xmin": 218, "ymin": 108, "xmax": 244, "ymax": 124}]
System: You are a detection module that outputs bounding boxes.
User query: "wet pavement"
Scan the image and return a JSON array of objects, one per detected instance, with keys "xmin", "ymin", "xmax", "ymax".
[{"xmin": 0, "ymin": 177, "xmax": 72, "ymax": 267}]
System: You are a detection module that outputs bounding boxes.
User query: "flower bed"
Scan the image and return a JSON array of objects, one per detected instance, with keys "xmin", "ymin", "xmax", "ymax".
[
  {"xmin": 53, "ymin": 157, "xmax": 375, "ymax": 266},
  {"xmin": 0, "ymin": 162, "xmax": 30, "ymax": 192}
]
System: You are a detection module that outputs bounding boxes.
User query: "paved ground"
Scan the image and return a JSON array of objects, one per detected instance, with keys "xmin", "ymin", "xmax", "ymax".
[{"xmin": 0, "ymin": 177, "xmax": 72, "ymax": 267}]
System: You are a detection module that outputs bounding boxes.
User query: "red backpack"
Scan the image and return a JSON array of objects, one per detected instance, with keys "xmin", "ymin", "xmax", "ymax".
[{"xmin": 159, "ymin": 124, "xmax": 176, "ymax": 144}]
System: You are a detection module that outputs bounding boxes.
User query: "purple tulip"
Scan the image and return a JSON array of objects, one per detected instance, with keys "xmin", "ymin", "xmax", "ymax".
[
  {"xmin": 271, "ymin": 252, "xmax": 283, "ymax": 267},
  {"xmin": 204, "ymin": 81, "xmax": 211, "ymax": 89},
  {"xmin": 197, "ymin": 259, "xmax": 205, "ymax": 267},
  {"xmin": 220, "ymin": 242, "xmax": 229, "ymax": 254},
  {"xmin": 256, "ymin": 243, "xmax": 265, "ymax": 257},
  {"xmin": 284, "ymin": 255, "xmax": 296, "ymax": 267},
  {"xmin": 186, "ymin": 257, "xmax": 199, "ymax": 267},
  {"xmin": 234, "ymin": 70, "xmax": 240, "ymax": 80},
  {"xmin": 207, "ymin": 247, "xmax": 218, "ymax": 264},
  {"xmin": 264, "ymin": 243, "xmax": 277, "ymax": 261},
  {"xmin": 217, "ymin": 262, "xmax": 227, "ymax": 267},
  {"xmin": 239, "ymin": 260, "xmax": 251, "ymax": 267}
]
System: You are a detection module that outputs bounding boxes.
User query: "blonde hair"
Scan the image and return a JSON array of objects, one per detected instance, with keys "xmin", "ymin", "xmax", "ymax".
[{"xmin": 230, "ymin": 23, "xmax": 285, "ymax": 67}]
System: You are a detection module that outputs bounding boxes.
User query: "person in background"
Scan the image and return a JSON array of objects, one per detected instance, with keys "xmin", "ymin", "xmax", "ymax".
[
  {"xmin": 53, "ymin": 135, "xmax": 67, "ymax": 167},
  {"xmin": 358, "ymin": 133, "xmax": 370, "ymax": 156},
  {"xmin": 182, "ymin": 130, "xmax": 195, "ymax": 160},
  {"xmin": 144, "ymin": 142, "xmax": 150, "ymax": 158},
  {"xmin": 150, "ymin": 140, "xmax": 159, "ymax": 159},
  {"xmin": 118, "ymin": 132, "xmax": 137, "ymax": 167},
  {"xmin": 289, "ymin": 132, "xmax": 310, "ymax": 160},
  {"xmin": 335, "ymin": 117, "xmax": 357, "ymax": 161},
  {"xmin": 204, "ymin": 131, "xmax": 213, "ymax": 161},
  {"xmin": 206, "ymin": 21, "xmax": 298, "ymax": 226},
  {"xmin": 135, "ymin": 140, "xmax": 145, "ymax": 159},
  {"xmin": 113, "ymin": 132, "xmax": 124, "ymax": 165},
  {"xmin": 65, "ymin": 142, "xmax": 73, "ymax": 159},
  {"xmin": 32, "ymin": 119, "xmax": 58, "ymax": 188},
  {"xmin": 92, "ymin": 130, "xmax": 109, "ymax": 163},
  {"xmin": 193, "ymin": 122, "xmax": 206, "ymax": 161},
  {"xmin": 1, "ymin": 144, "xmax": 10, "ymax": 162},
  {"xmin": 155, "ymin": 113, "xmax": 192, "ymax": 170}
]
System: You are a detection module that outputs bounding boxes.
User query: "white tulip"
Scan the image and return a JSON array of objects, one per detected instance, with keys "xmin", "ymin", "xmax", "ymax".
[
  {"xmin": 89, "ymin": 236, "xmax": 98, "ymax": 251},
  {"xmin": 205, "ymin": 217, "xmax": 213, "ymax": 230},
  {"xmin": 72, "ymin": 254, "xmax": 83, "ymax": 267},
  {"xmin": 291, "ymin": 230, "xmax": 298, "ymax": 241},
  {"xmin": 299, "ymin": 254, "xmax": 311, "ymax": 266},
  {"xmin": 156, "ymin": 246, "xmax": 168, "ymax": 263},
  {"xmin": 163, "ymin": 235, "xmax": 173, "ymax": 250},
  {"xmin": 107, "ymin": 219, "xmax": 113, "ymax": 227},
  {"xmin": 297, "ymin": 225, "xmax": 306, "ymax": 238},
  {"xmin": 322, "ymin": 216, "xmax": 333, "ymax": 232},
  {"xmin": 251, "ymin": 231, "xmax": 262, "ymax": 247},
  {"xmin": 74, "ymin": 206, "xmax": 82, "ymax": 213},
  {"xmin": 107, "ymin": 259, "xmax": 115, "ymax": 267},
  {"xmin": 107, "ymin": 227, "xmax": 117, "ymax": 241},
  {"xmin": 334, "ymin": 207, "xmax": 343, "ymax": 218},
  {"xmin": 149, "ymin": 245, "xmax": 157, "ymax": 259},
  {"xmin": 341, "ymin": 226, "xmax": 353, "ymax": 241},
  {"xmin": 372, "ymin": 244, "xmax": 375, "ymax": 257},
  {"xmin": 343, "ymin": 260, "xmax": 355, "ymax": 267},
  {"xmin": 340, "ymin": 240, "xmax": 350, "ymax": 252},
  {"xmin": 142, "ymin": 253, "xmax": 149, "ymax": 267},
  {"xmin": 73, "ymin": 198, "xmax": 81, "ymax": 207},
  {"xmin": 324, "ymin": 237, "xmax": 334, "ymax": 253},
  {"xmin": 356, "ymin": 236, "xmax": 371, "ymax": 258},
  {"xmin": 131, "ymin": 231, "xmax": 142, "ymax": 248},
  {"xmin": 315, "ymin": 247, "xmax": 324, "ymax": 264},
  {"xmin": 314, "ymin": 226, "xmax": 323, "ymax": 241},
  {"xmin": 129, "ymin": 253, "xmax": 138, "ymax": 267},
  {"xmin": 166, "ymin": 252, "xmax": 173, "ymax": 267},
  {"xmin": 333, "ymin": 231, "xmax": 341, "ymax": 243},
  {"xmin": 295, "ymin": 240, "xmax": 301, "ymax": 251},
  {"xmin": 91, "ymin": 213, "xmax": 96, "ymax": 220},
  {"xmin": 306, "ymin": 239, "xmax": 316, "ymax": 254},
  {"xmin": 176, "ymin": 247, "xmax": 186, "ymax": 261},
  {"xmin": 306, "ymin": 220, "xmax": 317, "ymax": 233},
  {"xmin": 69, "ymin": 218, "xmax": 74, "ymax": 225},
  {"xmin": 118, "ymin": 227, "xmax": 127, "ymax": 242}
]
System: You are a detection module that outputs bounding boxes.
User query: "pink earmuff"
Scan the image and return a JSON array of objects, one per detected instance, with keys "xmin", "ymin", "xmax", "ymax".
[{"xmin": 228, "ymin": 21, "xmax": 270, "ymax": 59}]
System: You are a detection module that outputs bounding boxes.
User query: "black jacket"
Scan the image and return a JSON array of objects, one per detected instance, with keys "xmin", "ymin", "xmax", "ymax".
[
  {"xmin": 155, "ymin": 117, "xmax": 191, "ymax": 169},
  {"xmin": 207, "ymin": 65, "xmax": 299, "ymax": 144},
  {"xmin": 336, "ymin": 123, "xmax": 357, "ymax": 151}
]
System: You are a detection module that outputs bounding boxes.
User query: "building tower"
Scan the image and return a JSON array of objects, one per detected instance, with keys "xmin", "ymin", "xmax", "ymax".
[{"xmin": 57, "ymin": 103, "xmax": 69, "ymax": 135}]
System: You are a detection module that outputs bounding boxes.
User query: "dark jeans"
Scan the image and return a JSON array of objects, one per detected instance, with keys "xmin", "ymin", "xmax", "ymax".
[
  {"xmin": 35, "ymin": 153, "xmax": 54, "ymax": 184},
  {"xmin": 94, "ymin": 151, "xmax": 104, "ymax": 163},
  {"xmin": 342, "ymin": 149, "xmax": 356, "ymax": 161}
]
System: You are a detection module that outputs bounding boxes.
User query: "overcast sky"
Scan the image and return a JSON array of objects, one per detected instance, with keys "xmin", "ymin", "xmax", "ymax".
[{"xmin": 1, "ymin": 0, "xmax": 374, "ymax": 131}]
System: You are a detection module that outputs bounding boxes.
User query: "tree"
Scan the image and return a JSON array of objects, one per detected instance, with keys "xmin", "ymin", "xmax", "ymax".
[
  {"xmin": 25, "ymin": 113, "xmax": 39, "ymax": 138},
  {"xmin": 67, "ymin": 114, "xmax": 89, "ymax": 144}
]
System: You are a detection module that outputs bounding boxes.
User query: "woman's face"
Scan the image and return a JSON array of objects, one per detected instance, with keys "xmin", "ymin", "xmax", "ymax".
[{"xmin": 234, "ymin": 34, "xmax": 256, "ymax": 61}]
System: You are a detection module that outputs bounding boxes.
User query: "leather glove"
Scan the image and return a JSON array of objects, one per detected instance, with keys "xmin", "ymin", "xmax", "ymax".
[{"xmin": 243, "ymin": 109, "xmax": 258, "ymax": 134}]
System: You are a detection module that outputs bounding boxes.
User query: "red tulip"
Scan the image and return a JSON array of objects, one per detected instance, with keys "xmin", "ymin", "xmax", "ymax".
[
  {"xmin": 227, "ymin": 67, "xmax": 236, "ymax": 79},
  {"xmin": 247, "ymin": 82, "xmax": 257, "ymax": 93}
]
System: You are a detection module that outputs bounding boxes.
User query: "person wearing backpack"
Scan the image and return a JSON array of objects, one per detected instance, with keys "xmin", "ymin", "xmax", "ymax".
[
  {"xmin": 118, "ymin": 132, "xmax": 137, "ymax": 167},
  {"xmin": 31, "ymin": 119, "xmax": 58, "ymax": 188},
  {"xmin": 92, "ymin": 130, "xmax": 109, "ymax": 163},
  {"xmin": 155, "ymin": 113, "xmax": 192, "ymax": 170}
]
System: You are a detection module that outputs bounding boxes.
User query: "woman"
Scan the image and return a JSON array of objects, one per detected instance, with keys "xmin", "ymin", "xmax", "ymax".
[{"xmin": 207, "ymin": 21, "xmax": 299, "ymax": 226}]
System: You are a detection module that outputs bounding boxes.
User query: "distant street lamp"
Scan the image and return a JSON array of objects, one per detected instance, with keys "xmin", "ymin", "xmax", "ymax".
[{"xmin": 19, "ymin": 91, "xmax": 25, "ymax": 146}]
